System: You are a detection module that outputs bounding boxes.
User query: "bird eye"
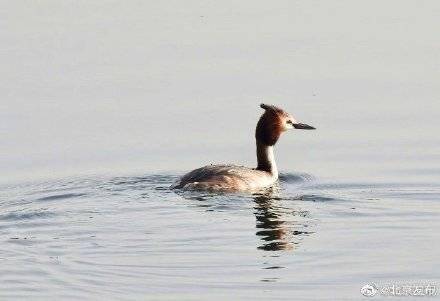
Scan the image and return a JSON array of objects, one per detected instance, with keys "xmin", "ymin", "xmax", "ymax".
[{"xmin": 286, "ymin": 120, "xmax": 293, "ymax": 124}]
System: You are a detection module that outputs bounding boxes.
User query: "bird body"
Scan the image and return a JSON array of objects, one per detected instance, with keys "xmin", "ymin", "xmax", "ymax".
[{"xmin": 172, "ymin": 164, "xmax": 277, "ymax": 191}]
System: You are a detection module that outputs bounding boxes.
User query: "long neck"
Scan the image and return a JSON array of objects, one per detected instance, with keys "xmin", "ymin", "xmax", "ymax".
[{"xmin": 256, "ymin": 140, "xmax": 278, "ymax": 176}]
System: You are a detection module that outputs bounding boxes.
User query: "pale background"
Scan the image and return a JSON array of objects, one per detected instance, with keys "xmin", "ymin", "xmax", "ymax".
[{"xmin": 1, "ymin": 0, "xmax": 439, "ymax": 184}]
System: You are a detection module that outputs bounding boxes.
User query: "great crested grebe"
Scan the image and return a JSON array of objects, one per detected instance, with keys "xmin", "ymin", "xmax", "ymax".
[{"xmin": 172, "ymin": 104, "xmax": 315, "ymax": 192}]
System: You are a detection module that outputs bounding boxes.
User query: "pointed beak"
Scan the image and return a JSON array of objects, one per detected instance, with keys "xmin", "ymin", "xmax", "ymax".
[{"xmin": 293, "ymin": 123, "xmax": 316, "ymax": 130}]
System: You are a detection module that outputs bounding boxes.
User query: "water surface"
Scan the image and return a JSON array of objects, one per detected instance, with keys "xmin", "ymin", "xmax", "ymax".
[{"xmin": 1, "ymin": 173, "xmax": 439, "ymax": 300}]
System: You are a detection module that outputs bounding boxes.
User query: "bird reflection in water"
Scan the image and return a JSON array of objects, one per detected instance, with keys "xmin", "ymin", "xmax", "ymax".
[
  {"xmin": 176, "ymin": 189, "xmax": 314, "ymax": 252},
  {"xmin": 253, "ymin": 194, "xmax": 313, "ymax": 251}
]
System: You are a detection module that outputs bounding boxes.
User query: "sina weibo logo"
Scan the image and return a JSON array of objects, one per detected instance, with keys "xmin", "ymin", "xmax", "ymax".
[{"xmin": 361, "ymin": 284, "xmax": 378, "ymax": 297}]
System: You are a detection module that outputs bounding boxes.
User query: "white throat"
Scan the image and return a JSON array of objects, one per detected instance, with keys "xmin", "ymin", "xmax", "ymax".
[{"xmin": 256, "ymin": 141, "xmax": 278, "ymax": 178}]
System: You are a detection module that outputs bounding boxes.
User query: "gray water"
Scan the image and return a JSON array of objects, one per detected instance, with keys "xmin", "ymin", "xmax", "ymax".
[
  {"xmin": 1, "ymin": 174, "xmax": 439, "ymax": 300},
  {"xmin": 1, "ymin": 1, "xmax": 440, "ymax": 300}
]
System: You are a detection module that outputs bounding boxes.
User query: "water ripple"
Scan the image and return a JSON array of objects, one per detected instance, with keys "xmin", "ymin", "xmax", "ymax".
[
  {"xmin": 37, "ymin": 193, "xmax": 86, "ymax": 202},
  {"xmin": 0, "ymin": 210, "xmax": 57, "ymax": 221}
]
